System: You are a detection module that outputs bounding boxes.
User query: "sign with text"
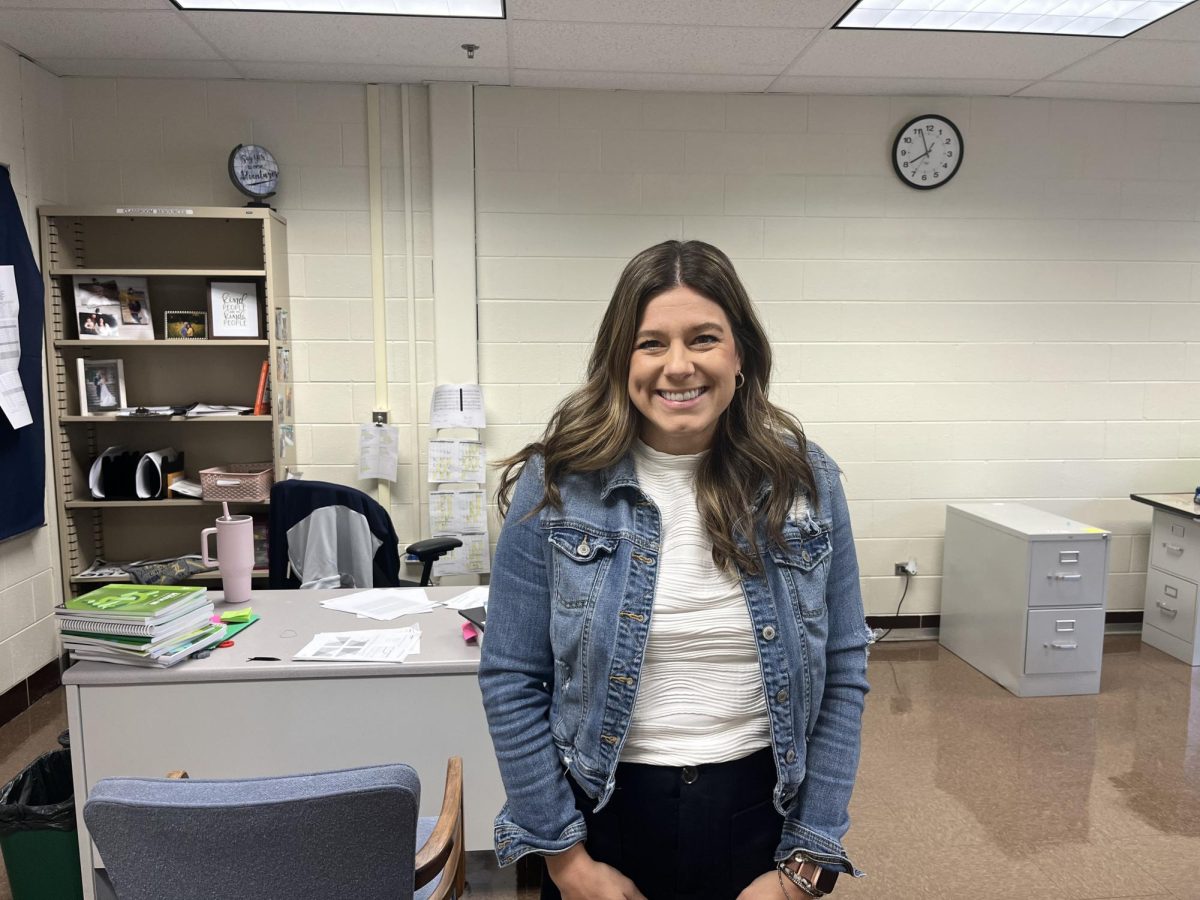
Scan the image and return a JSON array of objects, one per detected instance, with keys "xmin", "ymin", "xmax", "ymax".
[{"xmin": 207, "ymin": 280, "xmax": 261, "ymax": 339}]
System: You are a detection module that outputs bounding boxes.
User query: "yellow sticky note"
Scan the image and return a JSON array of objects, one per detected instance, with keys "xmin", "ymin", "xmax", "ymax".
[{"xmin": 220, "ymin": 607, "xmax": 253, "ymax": 623}]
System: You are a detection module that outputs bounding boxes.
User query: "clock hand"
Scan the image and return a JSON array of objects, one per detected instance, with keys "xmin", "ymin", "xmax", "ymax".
[
  {"xmin": 909, "ymin": 147, "xmax": 932, "ymax": 164},
  {"xmin": 919, "ymin": 129, "xmax": 929, "ymax": 154}
]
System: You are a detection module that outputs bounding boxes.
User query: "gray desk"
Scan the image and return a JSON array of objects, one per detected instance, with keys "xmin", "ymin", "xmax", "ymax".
[{"xmin": 64, "ymin": 588, "xmax": 502, "ymax": 900}]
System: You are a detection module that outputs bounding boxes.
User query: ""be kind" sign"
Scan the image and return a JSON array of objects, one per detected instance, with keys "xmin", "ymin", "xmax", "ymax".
[{"xmin": 208, "ymin": 281, "xmax": 261, "ymax": 339}]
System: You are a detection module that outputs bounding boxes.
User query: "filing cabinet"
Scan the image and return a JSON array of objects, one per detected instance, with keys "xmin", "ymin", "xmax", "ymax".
[
  {"xmin": 1131, "ymin": 493, "xmax": 1200, "ymax": 666},
  {"xmin": 940, "ymin": 503, "xmax": 1111, "ymax": 697}
]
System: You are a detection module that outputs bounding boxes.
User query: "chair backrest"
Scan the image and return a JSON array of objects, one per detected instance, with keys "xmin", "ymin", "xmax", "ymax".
[
  {"xmin": 268, "ymin": 479, "xmax": 401, "ymax": 589},
  {"xmin": 84, "ymin": 765, "xmax": 420, "ymax": 900}
]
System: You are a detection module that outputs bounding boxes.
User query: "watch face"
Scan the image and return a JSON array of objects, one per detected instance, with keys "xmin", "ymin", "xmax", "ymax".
[
  {"xmin": 228, "ymin": 144, "xmax": 279, "ymax": 199},
  {"xmin": 893, "ymin": 115, "xmax": 963, "ymax": 190}
]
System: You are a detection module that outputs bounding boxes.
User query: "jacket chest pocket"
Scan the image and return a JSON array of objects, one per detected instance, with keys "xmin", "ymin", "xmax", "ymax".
[
  {"xmin": 548, "ymin": 527, "xmax": 618, "ymax": 610},
  {"xmin": 769, "ymin": 518, "xmax": 832, "ymax": 617}
]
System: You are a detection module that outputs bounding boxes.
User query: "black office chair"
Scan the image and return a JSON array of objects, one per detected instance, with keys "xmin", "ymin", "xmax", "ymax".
[
  {"xmin": 269, "ymin": 480, "xmax": 461, "ymax": 589},
  {"xmin": 404, "ymin": 536, "xmax": 464, "ymax": 587}
]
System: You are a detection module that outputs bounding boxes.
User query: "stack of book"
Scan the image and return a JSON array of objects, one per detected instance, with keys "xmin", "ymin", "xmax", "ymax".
[{"xmin": 55, "ymin": 585, "xmax": 226, "ymax": 668}]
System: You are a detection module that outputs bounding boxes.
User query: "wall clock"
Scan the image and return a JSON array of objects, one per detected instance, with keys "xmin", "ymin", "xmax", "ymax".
[
  {"xmin": 892, "ymin": 115, "xmax": 963, "ymax": 190},
  {"xmin": 228, "ymin": 144, "xmax": 279, "ymax": 206}
]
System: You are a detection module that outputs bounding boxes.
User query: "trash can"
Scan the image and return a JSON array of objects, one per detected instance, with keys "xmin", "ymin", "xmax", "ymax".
[{"xmin": 0, "ymin": 749, "xmax": 84, "ymax": 900}]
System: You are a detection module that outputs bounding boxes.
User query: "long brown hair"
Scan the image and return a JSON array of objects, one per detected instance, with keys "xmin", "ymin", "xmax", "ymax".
[{"xmin": 496, "ymin": 240, "xmax": 815, "ymax": 575}]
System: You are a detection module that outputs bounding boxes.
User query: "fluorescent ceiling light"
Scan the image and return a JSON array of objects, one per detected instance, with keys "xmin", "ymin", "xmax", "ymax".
[
  {"xmin": 835, "ymin": 0, "xmax": 1195, "ymax": 35},
  {"xmin": 172, "ymin": 0, "xmax": 504, "ymax": 17}
]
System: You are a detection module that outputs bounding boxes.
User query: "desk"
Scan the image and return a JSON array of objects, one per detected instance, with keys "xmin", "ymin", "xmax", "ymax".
[{"xmin": 64, "ymin": 588, "xmax": 503, "ymax": 900}]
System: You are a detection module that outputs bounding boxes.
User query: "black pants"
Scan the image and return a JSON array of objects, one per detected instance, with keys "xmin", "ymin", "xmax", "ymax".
[{"xmin": 540, "ymin": 747, "xmax": 782, "ymax": 900}]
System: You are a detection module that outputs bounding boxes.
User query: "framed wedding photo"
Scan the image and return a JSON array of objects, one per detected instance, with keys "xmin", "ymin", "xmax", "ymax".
[
  {"xmin": 77, "ymin": 358, "xmax": 127, "ymax": 416},
  {"xmin": 207, "ymin": 280, "xmax": 262, "ymax": 339},
  {"xmin": 165, "ymin": 310, "xmax": 207, "ymax": 340}
]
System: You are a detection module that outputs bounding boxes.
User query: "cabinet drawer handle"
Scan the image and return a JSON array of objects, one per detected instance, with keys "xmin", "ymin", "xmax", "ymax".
[
  {"xmin": 1047, "ymin": 641, "xmax": 1078, "ymax": 650},
  {"xmin": 1047, "ymin": 573, "xmax": 1082, "ymax": 581},
  {"xmin": 1163, "ymin": 543, "xmax": 1185, "ymax": 554},
  {"xmin": 1156, "ymin": 601, "xmax": 1179, "ymax": 617}
]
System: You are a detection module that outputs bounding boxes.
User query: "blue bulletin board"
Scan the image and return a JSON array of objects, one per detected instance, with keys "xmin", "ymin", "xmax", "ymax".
[{"xmin": 0, "ymin": 166, "xmax": 46, "ymax": 540}]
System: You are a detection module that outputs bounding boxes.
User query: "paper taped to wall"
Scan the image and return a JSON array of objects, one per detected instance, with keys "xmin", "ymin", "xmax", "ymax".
[
  {"xmin": 430, "ymin": 383, "xmax": 485, "ymax": 429},
  {"xmin": 0, "ymin": 265, "xmax": 30, "ymax": 429}
]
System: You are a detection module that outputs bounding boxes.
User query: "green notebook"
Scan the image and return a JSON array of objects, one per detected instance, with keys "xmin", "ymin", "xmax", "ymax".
[{"xmin": 62, "ymin": 585, "xmax": 207, "ymax": 621}]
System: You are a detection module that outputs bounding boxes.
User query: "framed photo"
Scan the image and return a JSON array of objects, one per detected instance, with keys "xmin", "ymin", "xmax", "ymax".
[
  {"xmin": 164, "ymin": 310, "xmax": 207, "ymax": 340},
  {"xmin": 76, "ymin": 358, "xmax": 127, "ymax": 415},
  {"xmin": 73, "ymin": 278, "xmax": 120, "ymax": 339},
  {"xmin": 207, "ymin": 280, "xmax": 262, "ymax": 339},
  {"xmin": 74, "ymin": 276, "xmax": 154, "ymax": 340}
]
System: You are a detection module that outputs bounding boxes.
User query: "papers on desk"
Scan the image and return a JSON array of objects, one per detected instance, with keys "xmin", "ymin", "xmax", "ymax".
[
  {"xmin": 319, "ymin": 588, "xmax": 438, "ymax": 621},
  {"xmin": 294, "ymin": 625, "xmax": 421, "ymax": 663},
  {"xmin": 443, "ymin": 586, "xmax": 489, "ymax": 610}
]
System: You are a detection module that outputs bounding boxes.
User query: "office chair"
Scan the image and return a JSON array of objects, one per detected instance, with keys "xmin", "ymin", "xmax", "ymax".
[
  {"xmin": 84, "ymin": 759, "xmax": 466, "ymax": 900},
  {"xmin": 269, "ymin": 480, "xmax": 460, "ymax": 588}
]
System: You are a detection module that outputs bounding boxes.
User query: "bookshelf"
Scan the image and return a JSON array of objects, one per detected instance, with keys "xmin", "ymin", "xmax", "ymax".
[{"xmin": 40, "ymin": 206, "xmax": 294, "ymax": 597}]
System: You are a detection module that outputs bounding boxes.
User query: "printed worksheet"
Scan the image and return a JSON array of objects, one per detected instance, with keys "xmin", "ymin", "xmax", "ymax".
[
  {"xmin": 428, "ymin": 439, "xmax": 486, "ymax": 483},
  {"xmin": 293, "ymin": 625, "xmax": 421, "ymax": 663},
  {"xmin": 359, "ymin": 424, "xmax": 400, "ymax": 481},
  {"xmin": 0, "ymin": 265, "xmax": 30, "ymax": 429},
  {"xmin": 430, "ymin": 383, "xmax": 485, "ymax": 429}
]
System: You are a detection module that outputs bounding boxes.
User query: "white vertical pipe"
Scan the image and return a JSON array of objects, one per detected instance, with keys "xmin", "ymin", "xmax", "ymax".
[
  {"xmin": 401, "ymin": 84, "xmax": 422, "ymax": 540},
  {"xmin": 366, "ymin": 83, "xmax": 390, "ymax": 510}
]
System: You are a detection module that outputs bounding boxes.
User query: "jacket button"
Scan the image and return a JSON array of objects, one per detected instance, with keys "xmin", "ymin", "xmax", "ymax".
[
  {"xmin": 785, "ymin": 749, "xmax": 796, "ymax": 764},
  {"xmin": 801, "ymin": 551, "xmax": 811, "ymax": 562},
  {"xmin": 776, "ymin": 689, "xmax": 789, "ymax": 704},
  {"xmin": 577, "ymin": 539, "xmax": 591, "ymax": 555},
  {"xmin": 681, "ymin": 766, "xmax": 699, "ymax": 784},
  {"xmin": 761, "ymin": 625, "xmax": 776, "ymax": 641}
]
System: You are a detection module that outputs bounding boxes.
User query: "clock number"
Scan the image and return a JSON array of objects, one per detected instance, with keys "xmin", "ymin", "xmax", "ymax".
[
  {"xmin": 904, "ymin": 137, "xmax": 912, "ymax": 144},
  {"xmin": 946, "ymin": 151, "xmax": 953, "ymax": 158},
  {"xmin": 944, "ymin": 138, "xmax": 951, "ymax": 144}
]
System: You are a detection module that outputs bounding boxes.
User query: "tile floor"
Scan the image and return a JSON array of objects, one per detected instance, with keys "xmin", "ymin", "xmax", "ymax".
[{"xmin": 2, "ymin": 634, "xmax": 1197, "ymax": 899}]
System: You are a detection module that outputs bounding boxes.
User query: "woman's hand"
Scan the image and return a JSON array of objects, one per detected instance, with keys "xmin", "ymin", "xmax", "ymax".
[
  {"xmin": 736, "ymin": 869, "xmax": 806, "ymax": 900},
  {"xmin": 545, "ymin": 844, "xmax": 647, "ymax": 900}
]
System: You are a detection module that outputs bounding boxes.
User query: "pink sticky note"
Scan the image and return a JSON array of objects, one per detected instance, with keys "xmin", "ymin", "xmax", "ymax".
[{"xmin": 461, "ymin": 622, "xmax": 479, "ymax": 642}]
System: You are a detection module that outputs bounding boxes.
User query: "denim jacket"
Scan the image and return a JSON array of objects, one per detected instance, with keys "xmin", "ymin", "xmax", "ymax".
[{"xmin": 478, "ymin": 441, "xmax": 870, "ymax": 876}]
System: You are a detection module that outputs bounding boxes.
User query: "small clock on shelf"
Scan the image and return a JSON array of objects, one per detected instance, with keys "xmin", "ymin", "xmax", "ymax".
[
  {"xmin": 228, "ymin": 144, "xmax": 279, "ymax": 207},
  {"xmin": 892, "ymin": 115, "xmax": 963, "ymax": 190}
]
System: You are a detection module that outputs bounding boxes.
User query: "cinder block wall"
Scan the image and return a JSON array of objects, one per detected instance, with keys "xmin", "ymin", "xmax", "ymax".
[
  {"xmin": 60, "ymin": 79, "xmax": 435, "ymax": 543},
  {"xmin": 0, "ymin": 50, "xmax": 66, "ymax": 696},
  {"xmin": 474, "ymin": 87, "xmax": 1200, "ymax": 616}
]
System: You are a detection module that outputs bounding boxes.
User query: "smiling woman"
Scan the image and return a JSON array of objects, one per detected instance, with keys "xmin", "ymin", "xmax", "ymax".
[{"xmin": 479, "ymin": 241, "xmax": 872, "ymax": 900}]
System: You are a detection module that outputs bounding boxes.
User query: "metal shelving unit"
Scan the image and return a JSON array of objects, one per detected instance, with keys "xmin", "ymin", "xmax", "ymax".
[{"xmin": 40, "ymin": 206, "xmax": 294, "ymax": 596}]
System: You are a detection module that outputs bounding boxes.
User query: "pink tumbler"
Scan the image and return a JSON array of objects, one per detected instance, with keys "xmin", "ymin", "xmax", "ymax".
[{"xmin": 201, "ymin": 513, "xmax": 254, "ymax": 604}]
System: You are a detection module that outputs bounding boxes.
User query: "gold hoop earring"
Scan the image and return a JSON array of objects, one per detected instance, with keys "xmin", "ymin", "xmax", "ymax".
[{"xmin": 735, "ymin": 371, "xmax": 745, "ymax": 390}]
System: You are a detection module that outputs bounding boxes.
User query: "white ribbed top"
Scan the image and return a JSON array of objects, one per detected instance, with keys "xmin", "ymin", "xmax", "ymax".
[{"xmin": 621, "ymin": 440, "xmax": 770, "ymax": 766}]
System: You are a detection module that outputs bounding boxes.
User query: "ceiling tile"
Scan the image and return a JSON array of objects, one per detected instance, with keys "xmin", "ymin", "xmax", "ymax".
[
  {"xmin": 509, "ymin": 21, "xmax": 818, "ymax": 75},
  {"xmin": 770, "ymin": 75, "xmax": 1030, "ymax": 96},
  {"xmin": 0, "ymin": 0, "xmax": 163, "ymax": 7},
  {"xmin": 508, "ymin": 0, "xmax": 850, "ymax": 29},
  {"xmin": 1016, "ymin": 80, "xmax": 1200, "ymax": 101},
  {"xmin": 1048, "ymin": 39, "xmax": 1200, "ymax": 84},
  {"xmin": 0, "ymin": 10, "xmax": 221, "ymax": 59},
  {"xmin": 786, "ymin": 30, "xmax": 1113, "ymax": 80},
  {"xmin": 512, "ymin": 70, "xmax": 774, "ymax": 92},
  {"xmin": 44, "ymin": 58, "xmax": 241, "ymax": 78},
  {"xmin": 236, "ymin": 60, "xmax": 509, "ymax": 83},
  {"xmin": 1124, "ymin": 1, "xmax": 1200, "ymax": 40},
  {"xmin": 182, "ymin": 10, "xmax": 508, "ymax": 65}
]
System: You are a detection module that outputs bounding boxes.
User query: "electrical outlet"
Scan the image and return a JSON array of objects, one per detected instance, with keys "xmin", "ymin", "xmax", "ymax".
[{"xmin": 894, "ymin": 560, "xmax": 917, "ymax": 576}]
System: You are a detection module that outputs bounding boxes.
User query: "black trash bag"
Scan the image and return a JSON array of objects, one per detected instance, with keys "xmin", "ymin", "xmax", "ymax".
[{"xmin": 0, "ymin": 750, "xmax": 75, "ymax": 836}]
